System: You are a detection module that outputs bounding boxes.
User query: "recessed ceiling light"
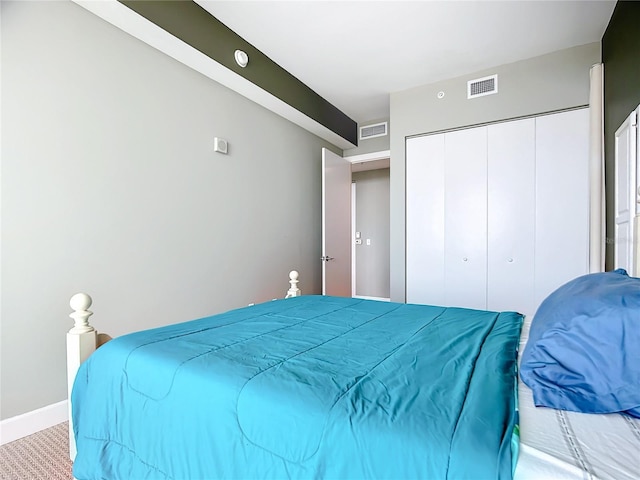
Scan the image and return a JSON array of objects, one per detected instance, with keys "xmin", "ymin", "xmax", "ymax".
[{"xmin": 234, "ymin": 50, "xmax": 248, "ymax": 68}]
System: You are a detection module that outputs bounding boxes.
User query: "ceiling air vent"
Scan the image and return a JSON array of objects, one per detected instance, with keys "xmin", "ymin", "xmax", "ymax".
[
  {"xmin": 360, "ymin": 122, "xmax": 388, "ymax": 140},
  {"xmin": 467, "ymin": 74, "xmax": 498, "ymax": 99}
]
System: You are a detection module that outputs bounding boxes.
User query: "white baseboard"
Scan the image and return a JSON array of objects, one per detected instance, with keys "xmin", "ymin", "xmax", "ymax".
[
  {"xmin": 353, "ymin": 295, "xmax": 391, "ymax": 302},
  {"xmin": 0, "ymin": 400, "xmax": 68, "ymax": 445}
]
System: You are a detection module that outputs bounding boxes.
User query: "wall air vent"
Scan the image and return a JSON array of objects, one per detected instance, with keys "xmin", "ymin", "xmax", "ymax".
[
  {"xmin": 467, "ymin": 74, "xmax": 498, "ymax": 99},
  {"xmin": 359, "ymin": 122, "xmax": 388, "ymax": 140}
]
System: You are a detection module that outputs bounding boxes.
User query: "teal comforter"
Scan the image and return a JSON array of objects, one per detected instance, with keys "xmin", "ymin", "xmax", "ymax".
[{"xmin": 72, "ymin": 295, "xmax": 523, "ymax": 479}]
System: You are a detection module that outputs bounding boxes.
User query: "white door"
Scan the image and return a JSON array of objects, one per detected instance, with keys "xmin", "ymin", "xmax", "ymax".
[
  {"xmin": 487, "ymin": 118, "xmax": 535, "ymax": 315},
  {"xmin": 406, "ymin": 127, "xmax": 489, "ymax": 311},
  {"xmin": 444, "ymin": 127, "xmax": 488, "ymax": 310},
  {"xmin": 322, "ymin": 148, "xmax": 352, "ymax": 296},
  {"xmin": 406, "ymin": 134, "xmax": 446, "ymax": 306},
  {"xmin": 614, "ymin": 109, "xmax": 638, "ymax": 274},
  {"xmin": 535, "ymin": 108, "xmax": 590, "ymax": 307}
]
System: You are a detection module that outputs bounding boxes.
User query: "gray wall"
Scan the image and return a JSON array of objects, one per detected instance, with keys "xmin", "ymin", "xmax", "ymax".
[
  {"xmin": 1, "ymin": 1, "xmax": 336, "ymax": 419},
  {"xmin": 353, "ymin": 169, "xmax": 390, "ymax": 298},
  {"xmin": 389, "ymin": 42, "xmax": 601, "ymax": 302}
]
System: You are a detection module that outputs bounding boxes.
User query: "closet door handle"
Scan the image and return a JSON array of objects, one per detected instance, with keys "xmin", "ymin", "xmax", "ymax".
[
  {"xmin": 462, "ymin": 257, "xmax": 468, "ymax": 262},
  {"xmin": 507, "ymin": 258, "xmax": 514, "ymax": 263}
]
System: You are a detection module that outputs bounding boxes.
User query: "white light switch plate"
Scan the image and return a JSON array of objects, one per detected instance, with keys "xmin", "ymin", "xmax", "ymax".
[{"xmin": 214, "ymin": 137, "xmax": 228, "ymax": 154}]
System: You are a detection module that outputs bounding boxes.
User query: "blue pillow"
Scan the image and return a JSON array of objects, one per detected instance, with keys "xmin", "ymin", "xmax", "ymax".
[{"xmin": 520, "ymin": 269, "xmax": 640, "ymax": 417}]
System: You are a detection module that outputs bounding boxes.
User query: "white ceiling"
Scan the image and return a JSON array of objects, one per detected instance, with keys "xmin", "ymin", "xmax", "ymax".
[{"xmin": 197, "ymin": 0, "xmax": 616, "ymax": 124}]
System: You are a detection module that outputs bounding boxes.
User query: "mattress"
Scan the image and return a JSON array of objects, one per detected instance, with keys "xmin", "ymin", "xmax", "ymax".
[
  {"xmin": 72, "ymin": 295, "xmax": 523, "ymax": 480},
  {"xmin": 514, "ymin": 316, "xmax": 640, "ymax": 480}
]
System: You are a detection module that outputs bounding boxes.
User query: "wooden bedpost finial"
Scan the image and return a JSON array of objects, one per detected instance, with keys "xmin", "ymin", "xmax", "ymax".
[
  {"xmin": 286, "ymin": 270, "xmax": 301, "ymax": 298},
  {"xmin": 67, "ymin": 293, "xmax": 97, "ymax": 461},
  {"xmin": 69, "ymin": 293, "xmax": 95, "ymax": 334}
]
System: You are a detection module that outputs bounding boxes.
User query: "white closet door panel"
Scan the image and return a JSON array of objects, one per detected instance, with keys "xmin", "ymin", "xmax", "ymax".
[
  {"xmin": 444, "ymin": 127, "xmax": 488, "ymax": 310},
  {"xmin": 535, "ymin": 108, "xmax": 590, "ymax": 309},
  {"xmin": 406, "ymin": 135, "xmax": 446, "ymax": 305},
  {"xmin": 487, "ymin": 118, "xmax": 535, "ymax": 315}
]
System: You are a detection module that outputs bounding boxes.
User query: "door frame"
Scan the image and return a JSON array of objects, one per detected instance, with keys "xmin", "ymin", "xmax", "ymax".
[
  {"xmin": 351, "ymin": 182, "xmax": 357, "ymax": 297},
  {"xmin": 345, "ymin": 150, "xmax": 391, "ymax": 300},
  {"xmin": 346, "ymin": 150, "xmax": 391, "ymax": 164}
]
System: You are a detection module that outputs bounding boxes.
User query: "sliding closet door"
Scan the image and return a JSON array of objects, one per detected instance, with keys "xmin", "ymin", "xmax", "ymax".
[
  {"xmin": 406, "ymin": 108, "xmax": 589, "ymax": 313},
  {"xmin": 487, "ymin": 118, "xmax": 535, "ymax": 315},
  {"xmin": 444, "ymin": 127, "xmax": 488, "ymax": 310},
  {"xmin": 535, "ymin": 108, "xmax": 589, "ymax": 308},
  {"xmin": 406, "ymin": 134, "xmax": 445, "ymax": 305}
]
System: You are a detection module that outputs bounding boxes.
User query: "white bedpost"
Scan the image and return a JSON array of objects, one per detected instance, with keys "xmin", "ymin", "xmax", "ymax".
[
  {"xmin": 285, "ymin": 270, "xmax": 301, "ymax": 298},
  {"xmin": 67, "ymin": 293, "xmax": 97, "ymax": 461}
]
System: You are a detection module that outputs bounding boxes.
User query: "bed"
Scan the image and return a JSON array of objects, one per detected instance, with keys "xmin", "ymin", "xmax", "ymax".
[
  {"xmin": 67, "ymin": 271, "xmax": 640, "ymax": 480},
  {"xmin": 515, "ymin": 316, "xmax": 640, "ymax": 480}
]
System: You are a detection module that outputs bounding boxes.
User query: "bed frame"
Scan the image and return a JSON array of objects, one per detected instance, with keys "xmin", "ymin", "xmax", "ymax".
[{"xmin": 66, "ymin": 270, "xmax": 301, "ymax": 460}]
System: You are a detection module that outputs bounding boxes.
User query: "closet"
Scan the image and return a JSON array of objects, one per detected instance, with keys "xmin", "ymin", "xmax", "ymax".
[{"xmin": 406, "ymin": 108, "xmax": 589, "ymax": 317}]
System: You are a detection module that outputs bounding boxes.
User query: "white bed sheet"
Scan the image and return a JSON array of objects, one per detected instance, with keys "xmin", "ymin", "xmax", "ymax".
[{"xmin": 514, "ymin": 316, "xmax": 640, "ymax": 480}]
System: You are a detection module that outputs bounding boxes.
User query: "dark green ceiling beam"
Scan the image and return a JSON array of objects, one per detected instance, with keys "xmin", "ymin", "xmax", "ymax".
[{"xmin": 119, "ymin": 0, "xmax": 358, "ymax": 146}]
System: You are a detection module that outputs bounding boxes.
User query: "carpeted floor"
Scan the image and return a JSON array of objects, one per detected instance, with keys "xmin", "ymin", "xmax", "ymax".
[{"xmin": 0, "ymin": 422, "xmax": 72, "ymax": 480}]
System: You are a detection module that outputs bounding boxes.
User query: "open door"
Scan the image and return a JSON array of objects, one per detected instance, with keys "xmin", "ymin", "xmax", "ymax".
[{"xmin": 322, "ymin": 148, "xmax": 352, "ymax": 296}]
